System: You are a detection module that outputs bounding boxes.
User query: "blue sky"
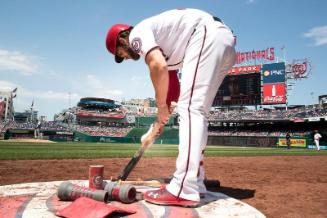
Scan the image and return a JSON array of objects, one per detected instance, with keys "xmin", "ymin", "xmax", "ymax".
[{"xmin": 0, "ymin": 0, "xmax": 326, "ymax": 119}]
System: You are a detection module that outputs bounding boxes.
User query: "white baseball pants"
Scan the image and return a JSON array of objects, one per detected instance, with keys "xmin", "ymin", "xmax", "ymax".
[
  {"xmin": 166, "ymin": 20, "xmax": 236, "ymax": 201},
  {"xmin": 315, "ymin": 140, "xmax": 320, "ymax": 150}
]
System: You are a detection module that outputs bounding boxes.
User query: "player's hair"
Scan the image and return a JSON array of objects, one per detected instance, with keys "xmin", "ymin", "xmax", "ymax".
[
  {"xmin": 119, "ymin": 29, "xmax": 131, "ymax": 38},
  {"xmin": 117, "ymin": 29, "xmax": 132, "ymax": 49}
]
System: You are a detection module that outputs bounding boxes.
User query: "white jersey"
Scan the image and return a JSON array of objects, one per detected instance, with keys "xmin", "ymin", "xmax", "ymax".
[
  {"xmin": 129, "ymin": 8, "xmax": 218, "ymax": 70},
  {"xmin": 314, "ymin": 133, "xmax": 322, "ymax": 140},
  {"xmin": 127, "ymin": 8, "xmax": 236, "ymax": 202}
]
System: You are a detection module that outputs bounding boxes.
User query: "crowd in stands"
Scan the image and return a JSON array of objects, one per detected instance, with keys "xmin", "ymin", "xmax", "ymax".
[
  {"xmin": 292, "ymin": 107, "xmax": 327, "ymax": 118},
  {"xmin": 0, "ymin": 119, "xmax": 130, "ymax": 138},
  {"xmin": 38, "ymin": 121, "xmax": 69, "ymax": 131},
  {"xmin": 120, "ymin": 104, "xmax": 327, "ymax": 119},
  {"xmin": 209, "ymin": 109, "xmax": 290, "ymax": 121},
  {"xmin": 77, "ymin": 106, "xmax": 125, "ymax": 115},
  {"xmin": 72, "ymin": 124, "xmax": 132, "ymax": 137},
  {"xmin": 0, "ymin": 121, "xmax": 6, "ymax": 133},
  {"xmin": 5, "ymin": 121, "xmax": 36, "ymax": 130},
  {"xmin": 208, "ymin": 130, "xmax": 311, "ymax": 137},
  {"xmin": 208, "ymin": 106, "xmax": 327, "ymax": 121},
  {"xmin": 0, "ymin": 120, "xmax": 69, "ymax": 132},
  {"xmin": 1, "ymin": 104, "xmax": 326, "ymax": 138}
]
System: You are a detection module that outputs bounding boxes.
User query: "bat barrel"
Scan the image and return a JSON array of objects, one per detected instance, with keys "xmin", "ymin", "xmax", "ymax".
[
  {"xmin": 117, "ymin": 149, "xmax": 144, "ymax": 180},
  {"xmin": 103, "ymin": 181, "xmax": 136, "ymax": 203}
]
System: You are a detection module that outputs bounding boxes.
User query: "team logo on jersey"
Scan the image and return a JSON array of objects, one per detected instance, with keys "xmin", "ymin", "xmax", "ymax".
[{"xmin": 131, "ymin": 37, "xmax": 142, "ymax": 53}]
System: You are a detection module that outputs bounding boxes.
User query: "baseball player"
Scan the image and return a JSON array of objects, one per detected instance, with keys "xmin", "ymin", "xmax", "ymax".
[
  {"xmin": 105, "ymin": 8, "xmax": 236, "ymax": 207},
  {"xmin": 314, "ymin": 130, "xmax": 322, "ymax": 151},
  {"xmin": 285, "ymin": 132, "xmax": 291, "ymax": 149}
]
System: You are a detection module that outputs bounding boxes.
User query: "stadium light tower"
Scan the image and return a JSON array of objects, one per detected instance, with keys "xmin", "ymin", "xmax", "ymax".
[
  {"xmin": 311, "ymin": 92, "xmax": 315, "ymax": 105},
  {"xmin": 281, "ymin": 45, "xmax": 286, "ymax": 63}
]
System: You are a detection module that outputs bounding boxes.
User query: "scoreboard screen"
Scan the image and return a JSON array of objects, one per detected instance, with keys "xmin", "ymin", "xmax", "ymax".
[{"xmin": 212, "ymin": 73, "xmax": 261, "ymax": 106}]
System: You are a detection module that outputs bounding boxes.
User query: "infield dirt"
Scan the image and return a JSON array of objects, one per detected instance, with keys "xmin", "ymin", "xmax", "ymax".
[{"xmin": 0, "ymin": 156, "xmax": 326, "ymax": 218}]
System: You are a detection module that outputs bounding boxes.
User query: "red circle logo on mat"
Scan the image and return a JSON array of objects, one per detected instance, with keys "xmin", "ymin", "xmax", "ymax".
[{"xmin": 131, "ymin": 38, "xmax": 142, "ymax": 53}]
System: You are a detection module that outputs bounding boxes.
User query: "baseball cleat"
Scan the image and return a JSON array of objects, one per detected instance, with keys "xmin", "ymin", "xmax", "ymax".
[{"xmin": 144, "ymin": 187, "xmax": 200, "ymax": 207}]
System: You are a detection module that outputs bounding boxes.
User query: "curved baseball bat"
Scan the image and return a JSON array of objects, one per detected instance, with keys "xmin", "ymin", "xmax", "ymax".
[
  {"xmin": 117, "ymin": 123, "xmax": 159, "ymax": 181},
  {"xmin": 117, "ymin": 71, "xmax": 180, "ymax": 181},
  {"xmin": 117, "ymin": 102, "xmax": 177, "ymax": 181}
]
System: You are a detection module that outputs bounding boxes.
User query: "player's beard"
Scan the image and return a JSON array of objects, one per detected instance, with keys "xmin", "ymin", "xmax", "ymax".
[{"xmin": 126, "ymin": 46, "xmax": 140, "ymax": 61}]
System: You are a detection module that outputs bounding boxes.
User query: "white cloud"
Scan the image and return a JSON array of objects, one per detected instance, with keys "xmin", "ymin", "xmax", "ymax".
[
  {"xmin": 86, "ymin": 75, "xmax": 104, "ymax": 90},
  {"xmin": 0, "ymin": 80, "xmax": 17, "ymax": 91},
  {"xmin": 0, "ymin": 49, "xmax": 39, "ymax": 75},
  {"xmin": 246, "ymin": 0, "xmax": 255, "ymax": 4},
  {"xmin": 130, "ymin": 75, "xmax": 149, "ymax": 85},
  {"xmin": 303, "ymin": 25, "xmax": 327, "ymax": 46},
  {"xmin": 1, "ymin": 82, "xmax": 80, "ymax": 115},
  {"xmin": 0, "ymin": 79, "xmax": 79, "ymax": 102},
  {"xmin": 84, "ymin": 74, "xmax": 123, "ymax": 99},
  {"xmin": 23, "ymin": 89, "xmax": 80, "ymax": 101},
  {"xmin": 0, "ymin": 73, "xmax": 124, "ymax": 117}
]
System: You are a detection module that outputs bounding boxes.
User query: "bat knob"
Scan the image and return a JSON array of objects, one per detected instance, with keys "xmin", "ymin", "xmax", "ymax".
[{"xmin": 103, "ymin": 181, "xmax": 136, "ymax": 203}]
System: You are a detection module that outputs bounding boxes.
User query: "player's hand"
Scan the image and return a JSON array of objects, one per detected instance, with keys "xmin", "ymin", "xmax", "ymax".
[
  {"xmin": 157, "ymin": 104, "xmax": 170, "ymax": 127},
  {"xmin": 168, "ymin": 101, "xmax": 177, "ymax": 114}
]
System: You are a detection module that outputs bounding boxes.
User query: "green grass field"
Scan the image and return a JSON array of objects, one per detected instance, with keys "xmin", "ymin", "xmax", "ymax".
[{"xmin": 0, "ymin": 140, "xmax": 326, "ymax": 160}]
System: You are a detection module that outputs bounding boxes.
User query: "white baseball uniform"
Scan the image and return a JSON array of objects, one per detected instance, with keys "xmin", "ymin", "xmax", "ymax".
[
  {"xmin": 129, "ymin": 8, "xmax": 236, "ymax": 201},
  {"xmin": 314, "ymin": 132, "xmax": 322, "ymax": 150}
]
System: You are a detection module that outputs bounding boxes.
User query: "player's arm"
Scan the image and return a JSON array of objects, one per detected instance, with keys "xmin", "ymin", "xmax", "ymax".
[{"xmin": 145, "ymin": 48, "xmax": 170, "ymax": 125}]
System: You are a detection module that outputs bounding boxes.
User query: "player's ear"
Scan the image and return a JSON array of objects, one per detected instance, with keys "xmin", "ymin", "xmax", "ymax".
[{"xmin": 118, "ymin": 36, "xmax": 129, "ymax": 46}]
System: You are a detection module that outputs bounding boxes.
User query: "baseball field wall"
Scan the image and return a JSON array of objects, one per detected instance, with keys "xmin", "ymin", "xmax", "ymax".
[
  {"xmin": 73, "ymin": 130, "xmax": 135, "ymax": 143},
  {"xmin": 4, "ymin": 128, "xmax": 312, "ymax": 148},
  {"xmin": 4, "ymin": 129, "xmax": 74, "ymax": 141},
  {"xmin": 73, "ymin": 127, "xmax": 179, "ymax": 144},
  {"xmin": 207, "ymin": 135, "xmax": 311, "ymax": 148},
  {"xmin": 207, "ymin": 136, "xmax": 278, "ymax": 147},
  {"xmin": 73, "ymin": 129, "xmax": 312, "ymax": 147},
  {"xmin": 135, "ymin": 116, "xmax": 176, "ymax": 126}
]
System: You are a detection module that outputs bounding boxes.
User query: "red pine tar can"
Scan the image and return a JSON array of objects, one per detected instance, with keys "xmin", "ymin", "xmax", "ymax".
[{"xmin": 89, "ymin": 165, "xmax": 104, "ymax": 189}]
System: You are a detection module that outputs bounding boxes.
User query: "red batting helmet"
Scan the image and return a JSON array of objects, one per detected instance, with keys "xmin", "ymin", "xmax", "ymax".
[{"xmin": 105, "ymin": 24, "xmax": 132, "ymax": 63}]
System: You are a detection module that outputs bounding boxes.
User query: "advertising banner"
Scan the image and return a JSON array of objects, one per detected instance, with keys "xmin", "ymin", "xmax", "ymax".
[
  {"xmin": 278, "ymin": 138, "xmax": 306, "ymax": 147},
  {"xmin": 228, "ymin": 65, "xmax": 261, "ymax": 75},
  {"xmin": 308, "ymin": 117, "xmax": 321, "ymax": 122},
  {"xmin": 293, "ymin": 117, "xmax": 305, "ymax": 123},
  {"xmin": 125, "ymin": 115, "xmax": 136, "ymax": 123},
  {"xmin": 262, "ymin": 83, "xmax": 286, "ymax": 104},
  {"xmin": 262, "ymin": 62, "xmax": 286, "ymax": 84},
  {"xmin": 308, "ymin": 145, "xmax": 327, "ymax": 150}
]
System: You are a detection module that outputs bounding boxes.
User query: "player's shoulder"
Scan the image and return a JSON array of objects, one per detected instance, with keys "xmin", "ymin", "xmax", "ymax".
[{"xmin": 131, "ymin": 18, "xmax": 152, "ymax": 33}]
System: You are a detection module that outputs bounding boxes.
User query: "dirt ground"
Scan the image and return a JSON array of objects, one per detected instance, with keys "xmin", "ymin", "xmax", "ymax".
[{"xmin": 0, "ymin": 156, "xmax": 326, "ymax": 218}]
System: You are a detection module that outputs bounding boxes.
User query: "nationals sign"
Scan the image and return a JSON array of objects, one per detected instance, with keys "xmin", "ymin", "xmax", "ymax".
[
  {"xmin": 262, "ymin": 83, "xmax": 286, "ymax": 104},
  {"xmin": 236, "ymin": 47, "xmax": 275, "ymax": 64},
  {"xmin": 285, "ymin": 59, "xmax": 311, "ymax": 79},
  {"xmin": 228, "ymin": 65, "xmax": 261, "ymax": 75}
]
